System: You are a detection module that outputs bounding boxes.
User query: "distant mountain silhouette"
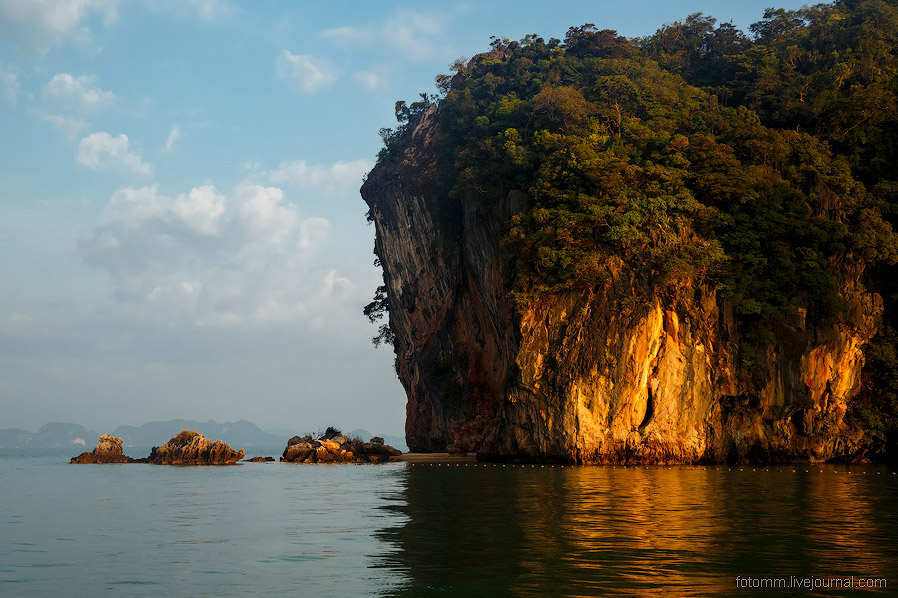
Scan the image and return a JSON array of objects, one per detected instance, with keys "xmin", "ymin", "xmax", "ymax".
[
  {"xmin": 113, "ymin": 419, "xmax": 283, "ymax": 448},
  {"xmin": 0, "ymin": 420, "xmax": 407, "ymax": 451},
  {"xmin": 0, "ymin": 423, "xmax": 99, "ymax": 448}
]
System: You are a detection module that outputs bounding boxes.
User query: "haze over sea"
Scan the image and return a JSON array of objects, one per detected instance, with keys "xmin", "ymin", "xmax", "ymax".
[{"xmin": 1, "ymin": 449, "xmax": 895, "ymax": 597}]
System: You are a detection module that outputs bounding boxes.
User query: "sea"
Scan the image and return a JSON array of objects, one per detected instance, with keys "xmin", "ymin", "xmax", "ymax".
[{"xmin": 1, "ymin": 448, "xmax": 896, "ymax": 597}]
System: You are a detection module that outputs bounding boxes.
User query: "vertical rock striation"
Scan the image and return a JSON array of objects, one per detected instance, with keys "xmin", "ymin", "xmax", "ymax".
[
  {"xmin": 71, "ymin": 435, "xmax": 132, "ymax": 464},
  {"xmin": 361, "ymin": 107, "xmax": 882, "ymax": 464}
]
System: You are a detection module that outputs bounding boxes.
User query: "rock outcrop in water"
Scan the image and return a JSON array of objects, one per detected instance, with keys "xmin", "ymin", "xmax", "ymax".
[
  {"xmin": 361, "ymin": 103, "xmax": 883, "ymax": 465},
  {"xmin": 70, "ymin": 435, "xmax": 132, "ymax": 464},
  {"xmin": 281, "ymin": 429, "xmax": 402, "ymax": 463},
  {"xmin": 146, "ymin": 430, "xmax": 244, "ymax": 465}
]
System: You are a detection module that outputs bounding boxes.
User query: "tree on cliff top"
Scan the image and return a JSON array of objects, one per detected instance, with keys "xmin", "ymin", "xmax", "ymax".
[
  {"xmin": 367, "ymin": 0, "xmax": 898, "ymax": 456},
  {"xmin": 171, "ymin": 430, "xmax": 199, "ymax": 444}
]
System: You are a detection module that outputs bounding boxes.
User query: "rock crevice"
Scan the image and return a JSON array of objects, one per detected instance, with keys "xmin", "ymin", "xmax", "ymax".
[{"xmin": 361, "ymin": 107, "xmax": 882, "ymax": 464}]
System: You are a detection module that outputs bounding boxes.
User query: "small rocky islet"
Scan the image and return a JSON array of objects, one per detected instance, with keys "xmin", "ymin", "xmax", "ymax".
[
  {"xmin": 70, "ymin": 428, "xmax": 402, "ymax": 465},
  {"xmin": 280, "ymin": 427, "xmax": 402, "ymax": 463}
]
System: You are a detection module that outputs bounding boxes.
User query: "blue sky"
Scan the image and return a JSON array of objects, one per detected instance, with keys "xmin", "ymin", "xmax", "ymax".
[{"xmin": 0, "ymin": 0, "xmax": 810, "ymax": 436}]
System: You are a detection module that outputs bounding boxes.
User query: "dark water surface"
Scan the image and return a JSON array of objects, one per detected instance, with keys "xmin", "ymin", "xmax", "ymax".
[{"xmin": 1, "ymin": 449, "xmax": 896, "ymax": 597}]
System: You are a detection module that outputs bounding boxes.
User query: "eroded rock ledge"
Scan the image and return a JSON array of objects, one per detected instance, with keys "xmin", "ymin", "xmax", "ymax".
[
  {"xmin": 70, "ymin": 435, "xmax": 132, "ymax": 464},
  {"xmin": 361, "ymin": 105, "xmax": 883, "ymax": 465},
  {"xmin": 146, "ymin": 431, "xmax": 244, "ymax": 464},
  {"xmin": 281, "ymin": 430, "xmax": 402, "ymax": 463}
]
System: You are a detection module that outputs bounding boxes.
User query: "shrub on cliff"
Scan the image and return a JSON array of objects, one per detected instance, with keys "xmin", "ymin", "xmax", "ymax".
[
  {"xmin": 171, "ymin": 430, "xmax": 199, "ymax": 444},
  {"xmin": 368, "ymin": 1, "xmax": 898, "ymax": 455},
  {"xmin": 372, "ymin": 3, "xmax": 897, "ymax": 345}
]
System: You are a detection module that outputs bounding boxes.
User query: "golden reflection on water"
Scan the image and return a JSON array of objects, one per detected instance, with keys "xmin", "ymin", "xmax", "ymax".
[
  {"xmin": 510, "ymin": 467, "xmax": 732, "ymax": 597},
  {"xmin": 380, "ymin": 464, "xmax": 898, "ymax": 598}
]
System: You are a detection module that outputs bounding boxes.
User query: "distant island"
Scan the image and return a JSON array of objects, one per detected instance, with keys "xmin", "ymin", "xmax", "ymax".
[
  {"xmin": 0, "ymin": 420, "xmax": 408, "ymax": 452},
  {"xmin": 70, "ymin": 428, "xmax": 403, "ymax": 465}
]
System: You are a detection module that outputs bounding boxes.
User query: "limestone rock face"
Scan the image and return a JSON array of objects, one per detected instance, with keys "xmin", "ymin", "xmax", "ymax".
[
  {"xmin": 360, "ymin": 106, "xmax": 883, "ymax": 464},
  {"xmin": 147, "ymin": 433, "xmax": 244, "ymax": 465},
  {"xmin": 70, "ymin": 435, "xmax": 132, "ymax": 464},
  {"xmin": 280, "ymin": 433, "xmax": 402, "ymax": 463}
]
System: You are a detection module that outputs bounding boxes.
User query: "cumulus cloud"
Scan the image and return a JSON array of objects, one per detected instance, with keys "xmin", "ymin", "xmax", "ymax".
[
  {"xmin": 236, "ymin": 184, "xmax": 298, "ymax": 243},
  {"xmin": 44, "ymin": 73, "xmax": 116, "ymax": 110},
  {"xmin": 299, "ymin": 217, "xmax": 331, "ymax": 250},
  {"xmin": 36, "ymin": 111, "xmax": 87, "ymax": 140},
  {"xmin": 76, "ymin": 131, "xmax": 153, "ymax": 176},
  {"xmin": 321, "ymin": 26, "xmax": 373, "ymax": 45},
  {"xmin": 275, "ymin": 50, "xmax": 336, "ymax": 93},
  {"xmin": 268, "ymin": 158, "xmax": 373, "ymax": 196},
  {"xmin": 163, "ymin": 125, "xmax": 180, "ymax": 152},
  {"xmin": 320, "ymin": 11, "xmax": 447, "ymax": 62},
  {"xmin": 381, "ymin": 12, "xmax": 443, "ymax": 59},
  {"xmin": 0, "ymin": 0, "xmax": 119, "ymax": 51},
  {"xmin": 186, "ymin": 0, "xmax": 229, "ymax": 21},
  {"xmin": 354, "ymin": 71, "xmax": 386, "ymax": 90},
  {"xmin": 173, "ymin": 185, "xmax": 225, "ymax": 235},
  {"xmin": 79, "ymin": 182, "xmax": 353, "ymax": 330},
  {"xmin": 145, "ymin": 0, "xmax": 232, "ymax": 22},
  {"xmin": 0, "ymin": 66, "xmax": 19, "ymax": 105}
]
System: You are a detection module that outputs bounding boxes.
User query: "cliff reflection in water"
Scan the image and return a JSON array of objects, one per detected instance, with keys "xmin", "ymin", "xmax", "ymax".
[{"xmin": 374, "ymin": 464, "xmax": 898, "ymax": 597}]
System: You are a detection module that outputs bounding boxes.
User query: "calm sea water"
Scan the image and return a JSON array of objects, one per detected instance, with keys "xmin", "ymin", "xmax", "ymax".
[{"xmin": 1, "ymin": 448, "xmax": 896, "ymax": 597}]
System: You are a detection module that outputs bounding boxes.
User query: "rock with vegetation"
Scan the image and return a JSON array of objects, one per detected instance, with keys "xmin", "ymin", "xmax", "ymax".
[
  {"xmin": 361, "ymin": 1, "xmax": 898, "ymax": 463},
  {"xmin": 281, "ymin": 427, "xmax": 402, "ymax": 463},
  {"xmin": 70, "ymin": 435, "xmax": 132, "ymax": 464},
  {"xmin": 146, "ymin": 430, "xmax": 244, "ymax": 465}
]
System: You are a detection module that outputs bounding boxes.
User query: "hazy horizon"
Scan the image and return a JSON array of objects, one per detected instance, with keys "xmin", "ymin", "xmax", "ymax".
[{"xmin": 2, "ymin": 417, "xmax": 403, "ymax": 438}]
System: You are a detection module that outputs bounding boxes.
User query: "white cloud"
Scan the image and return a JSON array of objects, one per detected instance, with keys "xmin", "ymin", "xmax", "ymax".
[
  {"xmin": 0, "ymin": 0, "xmax": 119, "ymax": 51},
  {"xmin": 320, "ymin": 11, "xmax": 446, "ymax": 62},
  {"xmin": 354, "ymin": 71, "xmax": 386, "ymax": 90},
  {"xmin": 35, "ymin": 111, "xmax": 87, "ymax": 140},
  {"xmin": 163, "ymin": 125, "xmax": 180, "ymax": 152},
  {"xmin": 299, "ymin": 217, "xmax": 331, "ymax": 250},
  {"xmin": 321, "ymin": 26, "xmax": 373, "ymax": 45},
  {"xmin": 79, "ymin": 181, "xmax": 350, "ymax": 330},
  {"xmin": 268, "ymin": 158, "xmax": 373, "ymax": 196},
  {"xmin": 173, "ymin": 185, "xmax": 225, "ymax": 235},
  {"xmin": 187, "ymin": 0, "xmax": 229, "ymax": 21},
  {"xmin": 44, "ymin": 73, "xmax": 116, "ymax": 110},
  {"xmin": 77, "ymin": 131, "xmax": 153, "ymax": 176},
  {"xmin": 276, "ymin": 50, "xmax": 336, "ymax": 93},
  {"xmin": 381, "ymin": 13, "xmax": 442, "ymax": 59},
  {"xmin": 0, "ymin": 66, "xmax": 19, "ymax": 105},
  {"xmin": 144, "ymin": 0, "xmax": 232, "ymax": 22},
  {"xmin": 236, "ymin": 184, "xmax": 298, "ymax": 243}
]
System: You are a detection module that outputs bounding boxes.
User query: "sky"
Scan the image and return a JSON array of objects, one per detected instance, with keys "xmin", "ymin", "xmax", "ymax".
[{"xmin": 0, "ymin": 0, "xmax": 812, "ymax": 436}]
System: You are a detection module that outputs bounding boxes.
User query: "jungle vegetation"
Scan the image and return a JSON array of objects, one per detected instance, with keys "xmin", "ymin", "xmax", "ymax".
[{"xmin": 369, "ymin": 0, "xmax": 898, "ymax": 457}]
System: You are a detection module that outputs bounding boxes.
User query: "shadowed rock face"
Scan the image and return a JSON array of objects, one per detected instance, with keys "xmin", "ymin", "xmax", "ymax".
[
  {"xmin": 71, "ymin": 435, "xmax": 132, "ymax": 464},
  {"xmin": 147, "ymin": 433, "xmax": 244, "ymax": 465},
  {"xmin": 281, "ymin": 434, "xmax": 402, "ymax": 464},
  {"xmin": 361, "ymin": 106, "xmax": 882, "ymax": 464}
]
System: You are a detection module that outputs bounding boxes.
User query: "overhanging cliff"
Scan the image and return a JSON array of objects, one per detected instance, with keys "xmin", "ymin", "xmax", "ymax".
[{"xmin": 361, "ymin": 19, "xmax": 897, "ymax": 463}]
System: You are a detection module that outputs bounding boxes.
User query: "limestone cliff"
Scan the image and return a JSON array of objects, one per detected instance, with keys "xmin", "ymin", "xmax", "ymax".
[
  {"xmin": 71, "ymin": 435, "xmax": 132, "ymax": 464},
  {"xmin": 147, "ymin": 432, "xmax": 244, "ymax": 465},
  {"xmin": 361, "ymin": 106, "xmax": 883, "ymax": 464}
]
